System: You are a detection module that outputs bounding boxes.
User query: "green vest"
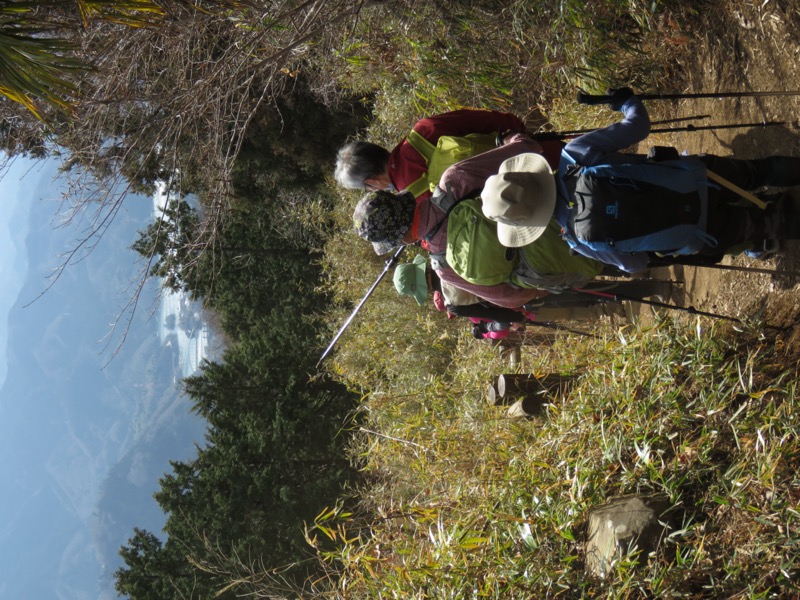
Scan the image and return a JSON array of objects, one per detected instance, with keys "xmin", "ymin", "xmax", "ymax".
[{"xmin": 404, "ymin": 129, "xmax": 497, "ymax": 197}]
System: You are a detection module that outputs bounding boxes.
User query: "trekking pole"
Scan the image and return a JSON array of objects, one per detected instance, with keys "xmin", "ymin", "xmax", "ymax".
[
  {"xmin": 317, "ymin": 246, "xmax": 405, "ymax": 367},
  {"xmin": 577, "ymin": 89, "xmax": 800, "ymax": 105},
  {"xmin": 576, "ymin": 288, "xmax": 738, "ymax": 322},
  {"xmin": 533, "ymin": 120, "xmax": 785, "ymax": 141},
  {"xmin": 532, "ymin": 115, "xmax": 711, "ymax": 140},
  {"xmin": 649, "ymin": 120, "xmax": 787, "ymax": 136},
  {"xmin": 574, "ymin": 288, "xmax": 785, "ymax": 330},
  {"xmin": 651, "ymin": 258, "xmax": 800, "ymax": 279},
  {"xmin": 525, "ymin": 319, "xmax": 599, "ymax": 339},
  {"xmin": 652, "ymin": 115, "xmax": 712, "ymax": 124}
]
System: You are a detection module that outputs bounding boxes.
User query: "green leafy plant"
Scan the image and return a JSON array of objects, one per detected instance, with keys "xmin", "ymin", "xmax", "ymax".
[{"xmin": 307, "ymin": 316, "xmax": 800, "ymax": 597}]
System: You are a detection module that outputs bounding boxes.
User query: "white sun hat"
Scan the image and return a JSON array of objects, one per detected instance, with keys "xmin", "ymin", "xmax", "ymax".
[{"xmin": 481, "ymin": 153, "xmax": 557, "ymax": 248}]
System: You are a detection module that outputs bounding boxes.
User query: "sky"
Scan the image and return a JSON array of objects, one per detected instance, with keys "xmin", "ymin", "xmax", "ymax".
[
  {"xmin": 0, "ymin": 157, "xmax": 54, "ymax": 386},
  {"xmin": 0, "ymin": 155, "xmax": 214, "ymax": 599}
]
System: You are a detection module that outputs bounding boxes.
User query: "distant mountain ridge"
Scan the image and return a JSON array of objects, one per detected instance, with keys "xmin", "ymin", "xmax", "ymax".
[{"xmin": 0, "ymin": 177, "xmax": 209, "ymax": 600}]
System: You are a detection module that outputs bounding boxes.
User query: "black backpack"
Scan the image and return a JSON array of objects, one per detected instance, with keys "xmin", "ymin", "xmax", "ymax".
[{"xmin": 564, "ymin": 156, "xmax": 716, "ymax": 255}]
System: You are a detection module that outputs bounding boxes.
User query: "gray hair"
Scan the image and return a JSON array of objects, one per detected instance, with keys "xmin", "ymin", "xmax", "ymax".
[{"xmin": 334, "ymin": 141, "xmax": 391, "ymax": 189}]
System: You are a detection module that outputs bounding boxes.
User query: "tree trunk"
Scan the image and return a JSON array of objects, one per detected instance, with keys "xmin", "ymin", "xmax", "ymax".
[
  {"xmin": 506, "ymin": 395, "xmax": 550, "ymax": 419},
  {"xmin": 496, "ymin": 373, "xmax": 576, "ymax": 400}
]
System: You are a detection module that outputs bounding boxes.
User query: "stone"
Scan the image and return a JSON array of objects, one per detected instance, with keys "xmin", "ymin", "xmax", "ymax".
[{"xmin": 585, "ymin": 494, "xmax": 674, "ymax": 578}]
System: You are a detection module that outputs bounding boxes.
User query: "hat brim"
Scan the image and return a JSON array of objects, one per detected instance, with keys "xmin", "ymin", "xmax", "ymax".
[
  {"xmin": 498, "ymin": 152, "xmax": 553, "ymax": 176},
  {"xmin": 496, "ymin": 221, "xmax": 550, "ymax": 248},
  {"xmin": 483, "ymin": 152, "xmax": 557, "ymax": 248},
  {"xmin": 410, "ymin": 254, "xmax": 428, "ymax": 305}
]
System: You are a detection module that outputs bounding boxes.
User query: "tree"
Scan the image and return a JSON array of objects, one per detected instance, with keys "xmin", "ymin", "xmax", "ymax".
[
  {"xmin": 2, "ymin": 0, "xmax": 376, "ymax": 359},
  {"xmin": 131, "ymin": 198, "xmax": 201, "ymax": 292},
  {"xmin": 114, "ymin": 528, "xmax": 201, "ymax": 600},
  {"xmin": 0, "ymin": 0, "xmax": 383, "ymax": 206},
  {"xmin": 0, "ymin": 0, "xmax": 162, "ymax": 117}
]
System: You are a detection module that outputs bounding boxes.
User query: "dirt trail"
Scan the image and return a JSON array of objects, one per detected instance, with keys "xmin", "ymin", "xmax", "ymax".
[{"xmin": 623, "ymin": 1, "xmax": 800, "ymax": 341}]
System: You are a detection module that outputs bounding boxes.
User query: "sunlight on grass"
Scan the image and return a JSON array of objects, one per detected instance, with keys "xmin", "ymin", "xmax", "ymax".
[
  {"xmin": 305, "ymin": 1, "xmax": 800, "ymax": 597},
  {"xmin": 308, "ymin": 315, "xmax": 800, "ymax": 597}
]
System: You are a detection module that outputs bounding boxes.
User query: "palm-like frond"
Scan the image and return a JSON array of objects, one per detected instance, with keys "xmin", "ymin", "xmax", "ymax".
[
  {"xmin": 0, "ymin": 23, "xmax": 85, "ymax": 117},
  {"xmin": 0, "ymin": 0, "xmax": 260, "ymax": 116},
  {"xmin": 0, "ymin": 0, "xmax": 170, "ymax": 116},
  {"xmin": 76, "ymin": 0, "xmax": 165, "ymax": 28}
]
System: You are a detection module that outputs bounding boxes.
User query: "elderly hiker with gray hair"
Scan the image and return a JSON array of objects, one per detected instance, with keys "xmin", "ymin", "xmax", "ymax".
[{"xmin": 335, "ymin": 109, "xmax": 563, "ymax": 205}]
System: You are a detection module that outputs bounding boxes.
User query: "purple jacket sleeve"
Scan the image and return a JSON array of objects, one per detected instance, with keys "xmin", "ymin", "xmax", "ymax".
[
  {"xmin": 562, "ymin": 96, "xmax": 651, "ymax": 167},
  {"xmin": 435, "ymin": 265, "xmax": 548, "ymax": 309},
  {"xmin": 439, "ymin": 135, "xmax": 544, "ymax": 199}
]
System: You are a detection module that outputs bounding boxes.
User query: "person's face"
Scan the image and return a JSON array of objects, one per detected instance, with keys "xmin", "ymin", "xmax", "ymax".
[{"xmin": 364, "ymin": 171, "xmax": 392, "ymax": 191}]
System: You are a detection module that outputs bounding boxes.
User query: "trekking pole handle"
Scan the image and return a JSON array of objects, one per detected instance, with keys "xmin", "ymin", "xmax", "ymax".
[
  {"xmin": 576, "ymin": 90, "xmax": 615, "ymax": 105},
  {"xmin": 578, "ymin": 89, "xmax": 800, "ymax": 104}
]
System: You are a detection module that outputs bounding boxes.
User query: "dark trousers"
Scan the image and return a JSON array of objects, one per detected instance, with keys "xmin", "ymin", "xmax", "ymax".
[{"xmin": 695, "ymin": 155, "xmax": 800, "ymax": 255}]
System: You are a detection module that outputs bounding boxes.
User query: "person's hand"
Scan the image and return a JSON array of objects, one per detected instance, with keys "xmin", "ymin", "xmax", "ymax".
[
  {"xmin": 496, "ymin": 130, "xmax": 543, "ymax": 152},
  {"xmin": 519, "ymin": 131, "xmax": 543, "ymax": 153},
  {"xmin": 606, "ymin": 87, "xmax": 635, "ymax": 111}
]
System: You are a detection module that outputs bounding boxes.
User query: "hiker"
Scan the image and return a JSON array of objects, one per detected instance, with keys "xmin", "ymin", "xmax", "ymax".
[
  {"xmin": 393, "ymin": 254, "xmax": 520, "ymax": 338},
  {"xmin": 483, "ymin": 87, "xmax": 800, "ymax": 272},
  {"xmin": 353, "ymin": 133, "xmax": 669, "ymax": 308},
  {"xmin": 334, "ymin": 108, "xmax": 564, "ymax": 208},
  {"xmin": 393, "ymin": 253, "xmax": 628, "ymax": 322},
  {"xmin": 393, "ymin": 253, "xmax": 534, "ymax": 321}
]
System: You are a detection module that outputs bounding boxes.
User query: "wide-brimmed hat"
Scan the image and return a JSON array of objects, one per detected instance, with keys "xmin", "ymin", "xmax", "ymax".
[
  {"xmin": 393, "ymin": 254, "xmax": 428, "ymax": 305},
  {"xmin": 480, "ymin": 153, "xmax": 556, "ymax": 248},
  {"xmin": 353, "ymin": 190, "xmax": 415, "ymax": 255}
]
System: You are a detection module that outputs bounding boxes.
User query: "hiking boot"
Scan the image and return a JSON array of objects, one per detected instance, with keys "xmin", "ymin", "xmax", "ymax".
[
  {"xmin": 744, "ymin": 193, "xmax": 800, "ymax": 243},
  {"xmin": 769, "ymin": 190, "xmax": 800, "ymax": 240}
]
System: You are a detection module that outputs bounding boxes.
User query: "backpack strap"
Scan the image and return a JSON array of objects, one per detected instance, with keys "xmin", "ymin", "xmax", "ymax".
[
  {"xmin": 406, "ymin": 175, "xmax": 431, "ymax": 199},
  {"xmin": 422, "ymin": 183, "xmax": 461, "ymax": 244},
  {"xmin": 706, "ymin": 169, "xmax": 767, "ymax": 209},
  {"xmin": 425, "ymin": 183, "xmax": 468, "ymax": 273},
  {"xmin": 404, "ymin": 129, "xmax": 436, "ymax": 198},
  {"xmin": 406, "ymin": 129, "xmax": 436, "ymax": 161},
  {"xmin": 429, "ymin": 252, "xmax": 449, "ymax": 272},
  {"xmin": 429, "ymin": 182, "xmax": 460, "ymax": 214}
]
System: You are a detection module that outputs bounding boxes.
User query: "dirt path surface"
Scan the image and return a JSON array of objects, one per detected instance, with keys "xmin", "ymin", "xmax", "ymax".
[{"xmin": 624, "ymin": 1, "xmax": 800, "ymax": 350}]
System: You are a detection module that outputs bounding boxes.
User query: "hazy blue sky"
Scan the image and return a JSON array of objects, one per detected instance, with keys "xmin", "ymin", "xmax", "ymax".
[
  {"xmin": 0, "ymin": 155, "xmax": 211, "ymax": 599},
  {"xmin": 0, "ymin": 157, "xmax": 56, "ymax": 386}
]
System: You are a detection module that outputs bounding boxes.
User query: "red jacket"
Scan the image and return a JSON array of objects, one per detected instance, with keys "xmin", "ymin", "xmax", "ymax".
[{"xmin": 388, "ymin": 109, "xmax": 562, "ymax": 202}]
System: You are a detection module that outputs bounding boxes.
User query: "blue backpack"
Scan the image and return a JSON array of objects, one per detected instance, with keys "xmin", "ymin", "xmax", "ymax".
[{"xmin": 563, "ymin": 157, "xmax": 718, "ymax": 256}]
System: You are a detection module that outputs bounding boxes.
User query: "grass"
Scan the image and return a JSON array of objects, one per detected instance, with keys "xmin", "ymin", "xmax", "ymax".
[
  {"xmin": 314, "ymin": 0, "xmax": 695, "ymax": 125},
  {"xmin": 300, "ymin": 1, "xmax": 800, "ymax": 597},
  {"xmin": 307, "ymin": 316, "xmax": 800, "ymax": 597}
]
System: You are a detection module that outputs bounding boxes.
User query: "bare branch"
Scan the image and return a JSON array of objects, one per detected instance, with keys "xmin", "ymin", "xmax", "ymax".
[{"xmin": 5, "ymin": 0, "xmax": 382, "ymax": 359}]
